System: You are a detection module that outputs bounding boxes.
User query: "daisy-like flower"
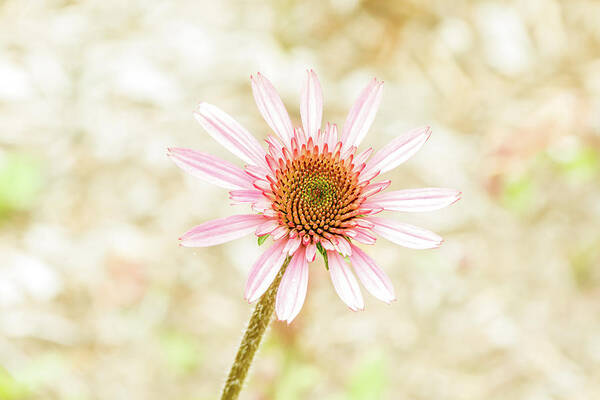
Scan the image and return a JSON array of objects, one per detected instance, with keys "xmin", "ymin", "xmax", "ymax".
[{"xmin": 169, "ymin": 70, "xmax": 460, "ymax": 323}]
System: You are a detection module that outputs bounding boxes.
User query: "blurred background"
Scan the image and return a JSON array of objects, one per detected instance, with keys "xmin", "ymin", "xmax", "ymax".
[{"xmin": 1, "ymin": 0, "xmax": 600, "ymax": 399}]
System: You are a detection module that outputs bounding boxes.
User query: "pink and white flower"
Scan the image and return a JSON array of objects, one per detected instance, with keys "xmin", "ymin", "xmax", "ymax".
[{"xmin": 169, "ymin": 70, "xmax": 460, "ymax": 323}]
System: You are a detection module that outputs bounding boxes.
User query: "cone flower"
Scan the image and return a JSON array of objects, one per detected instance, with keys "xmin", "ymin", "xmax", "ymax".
[{"xmin": 169, "ymin": 70, "xmax": 460, "ymax": 323}]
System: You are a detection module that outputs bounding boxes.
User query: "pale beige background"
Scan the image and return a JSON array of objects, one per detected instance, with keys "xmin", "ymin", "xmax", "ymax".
[{"xmin": 1, "ymin": 0, "xmax": 600, "ymax": 399}]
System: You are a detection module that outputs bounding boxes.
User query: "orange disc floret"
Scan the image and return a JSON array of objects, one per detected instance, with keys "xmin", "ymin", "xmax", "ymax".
[{"xmin": 270, "ymin": 137, "xmax": 367, "ymax": 244}]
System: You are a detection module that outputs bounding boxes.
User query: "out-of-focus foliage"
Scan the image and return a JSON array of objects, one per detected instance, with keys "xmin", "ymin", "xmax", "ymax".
[
  {"xmin": 1, "ymin": 0, "xmax": 600, "ymax": 399},
  {"xmin": 159, "ymin": 329, "xmax": 203, "ymax": 375},
  {"xmin": 0, "ymin": 367, "xmax": 29, "ymax": 400},
  {"xmin": 0, "ymin": 153, "xmax": 42, "ymax": 218},
  {"xmin": 347, "ymin": 351, "xmax": 387, "ymax": 400}
]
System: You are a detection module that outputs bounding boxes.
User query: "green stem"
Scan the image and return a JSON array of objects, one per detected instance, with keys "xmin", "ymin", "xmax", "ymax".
[{"xmin": 220, "ymin": 258, "xmax": 290, "ymax": 400}]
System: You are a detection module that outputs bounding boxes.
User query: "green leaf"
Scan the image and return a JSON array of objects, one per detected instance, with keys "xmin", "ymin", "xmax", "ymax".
[
  {"xmin": 316, "ymin": 242, "xmax": 326, "ymax": 256},
  {"xmin": 316, "ymin": 242, "xmax": 328, "ymax": 270},
  {"xmin": 257, "ymin": 234, "xmax": 270, "ymax": 246}
]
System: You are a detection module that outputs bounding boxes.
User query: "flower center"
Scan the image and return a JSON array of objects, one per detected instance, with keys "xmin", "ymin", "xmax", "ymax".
[{"xmin": 270, "ymin": 140, "xmax": 365, "ymax": 244}]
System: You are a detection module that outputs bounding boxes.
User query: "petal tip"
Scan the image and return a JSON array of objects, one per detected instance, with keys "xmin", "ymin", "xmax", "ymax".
[
  {"xmin": 451, "ymin": 192, "xmax": 462, "ymax": 205},
  {"xmin": 192, "ymin": 105, "xmax": 206, "ymax": 120},
  {"xmin": 424, "ymin": 126, "xmax": 433, "ymax": 139},
  {"xmin": 194, "ymin": 102, "xmax": 207, "ymax": 112},
  {"xmin": 349, "ymin": 304, "xmax": 365, "ymax": 312}
]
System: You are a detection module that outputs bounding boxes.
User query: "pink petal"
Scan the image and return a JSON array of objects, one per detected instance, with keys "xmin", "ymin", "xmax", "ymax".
[
  {"xmin": 302, "ymin": 235, "xmax": 311, "ymax": 245},
  {"xmin": 306, "ymin": 243, "xmax": 317, "ymax": 262},
  {"xmin": 180, "ymin": 214, "xmax": 269, "ymax": 247},
  {"xmin": 346, "ymin": 227, "xmax": 377, "ymax": 245},
  {"xmin": 168, "ymin": 148, "xmax": 254, "ymax": 190},
  {"xmin": 255, "ymin": 219, "xmax": 280, "ymax": 236},
  {"xmin": 361, "ymin": 180, "xmax": 391, "ymax": 198},
  {"xmin": 271, "ymin": 226, "xmax": 288, "ymax": 240},
  {"xmin": 315, "ymin": 127, "xmax": 326, "ymax": 150},
  {"xmin": 193, "ymin": 103, "xmax": 267, "ymax": 168},
  {"xmin": 358, "ymin": 168, "xmax": 380, "ymax": 185},
  {"xmin": 245, "ymin": 165, "xmax": 272, "ymax": 180},
  {"xmin": 320, "ymin": 123, "xmax": 339, "ymax": 152},
  {"xmin": 300, "ymin": 69, "xmax": 323, "ymax": 140},
  {"xmin": 251, "ymin": 73, "xmax": 294, "ymax": 145},
  {"xmin": 362, "ymin": 126, "xmax": 431, "ymax": 178},
  {"xmin": 352, "ymin": 147, "xmax": 373, "ymax": 171},
  {"xmin": 355, "ymin": 206, "xmax": 383, "ymax": 216},
  {"xmin": 327, "ymin": 250, "xmax": 364, "ymax": 311},
  {"xmin": 276, "ymin": 246, "xmax": 309, "ymax": 323},
  {"xmin": 334, "ymin": 238, "xmax": 352, "ymax": 257},
  {"xmin": 321, "ymin": 240, "xmax": 335, "ymax": 251},
  {"xmin": 265, "ymin": 135, "xmax": 285, "ymax": 161},
  {"xmin": 245, "ymin": 239, "xmax": 288, "ymax": 303},
  {"xmin": 252, "ymin": 197, "xmax": 273, "ymax": 213},
  {"xmin": 367, "ymin": 216, "xmax": 442, "ymax": 249},
  {"xmin": 263, "ymin": 208, "xmax": 277, "ymax": 217},
  {"xmin": 253, "ymin": 179, "xmax": 271, "ymax": 191},
  {"xmin": 354, "ymin": 218, "xmax": 375, "ymax": 229},
  {"xmin": 283, "ymin": 236, "xmax": 302, "ymax": 256},
  {"xmin": 341, "ymin": 144, "xmax": 357, "ymax": 161},
  {"xmin": 294, "ymin": 127, "xmax": 307, "ymax": 146},
  {"xmin": 341, "ymin": 78, "xmax": 384, "ymax": 152},
  {"xmin": 349, "ymin": 244, "xmax": 395, "ymax": 303},
  {"xmin": 363, "ymin": 188, "xmax": 461, "ymax": 212},
  {"xmin": 229, "ymin": 189, "xmax": 265, "ymax": 204}
]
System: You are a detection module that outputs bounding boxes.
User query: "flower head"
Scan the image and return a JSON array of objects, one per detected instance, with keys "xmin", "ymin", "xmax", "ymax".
[{"xmin": 169, "ymin": 70, "xmax": 460, "ymax": 323}]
